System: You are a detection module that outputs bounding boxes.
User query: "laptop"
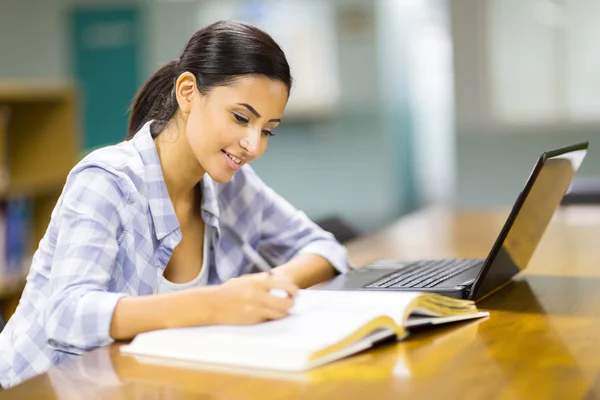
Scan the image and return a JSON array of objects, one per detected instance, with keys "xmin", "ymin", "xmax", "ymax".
[{"xmin": 311, "ymin": 141, "xmax": 589, "ymax": 301}]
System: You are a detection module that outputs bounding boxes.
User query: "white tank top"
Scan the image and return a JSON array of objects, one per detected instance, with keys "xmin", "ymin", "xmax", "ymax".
[{"xmin": 158, "ymin": 225, "xmax": 210, "ymax": 293}]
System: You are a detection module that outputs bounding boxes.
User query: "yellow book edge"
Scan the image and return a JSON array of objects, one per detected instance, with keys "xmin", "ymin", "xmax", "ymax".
[{"xmin": 309, "ymin": 292, "xmax": 483, "ymax": 363}]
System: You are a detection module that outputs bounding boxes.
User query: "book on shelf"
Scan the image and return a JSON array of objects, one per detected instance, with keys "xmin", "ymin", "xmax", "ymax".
[
  {"xmin": 0, "ymin": 106, "xmax": 10, "ymax": 193},
  {"xmin": 0, "ymin": 196, "xmax": 32, "ymax": 285},
  {"xmin": 121, "ymin": 289, "xmax": 489, "ymax": 372},
  {"xmin": 0, "ymin": 106, "xmax": 33, "ymax": 285}
]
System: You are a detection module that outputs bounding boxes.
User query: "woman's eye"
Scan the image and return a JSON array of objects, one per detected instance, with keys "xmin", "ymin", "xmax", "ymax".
[
  {"xmin": 262, "ymin": 130, "xmax": 274, "ymax": 137},
  {"xmin": 234, "ymin": 113, "xmax": 249, "ymax": 124}
]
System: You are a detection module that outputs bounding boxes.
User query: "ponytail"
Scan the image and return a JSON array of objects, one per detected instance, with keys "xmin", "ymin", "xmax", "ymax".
[{"xmin": 126, "ymin": 60, "xmax": 179, "ymax": 139}]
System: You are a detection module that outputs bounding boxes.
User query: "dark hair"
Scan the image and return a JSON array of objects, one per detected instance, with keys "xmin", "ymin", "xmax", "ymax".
[{"xmin": 126, "ymin": 20, "xmax": 292, "ymax": 139}]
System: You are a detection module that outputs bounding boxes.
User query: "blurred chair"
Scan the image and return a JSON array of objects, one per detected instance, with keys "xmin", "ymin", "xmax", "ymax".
[
  {"xmin": 315, "ymin": 216, "xmax": 360, "ymax": 244},
  {"xmin": 561, "ymin": 178, "xmax": 600, "ymax": 205}
]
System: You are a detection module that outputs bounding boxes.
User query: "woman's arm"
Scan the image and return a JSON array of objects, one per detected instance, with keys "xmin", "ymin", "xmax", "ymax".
[
  {"xmin": 109, "ymin": 287, "xmax": 218, "ymax": 340},
  {"xmin": 240, "ymin": 167, "xmax": 350, "ymax": 287},
  {"xmin": 110, "ymin": 273, "xmax": 298, "ymax": 340},
  {"xmin": 44, "ymin": 167, "xmax": 131, "ymax": 354},
  {"xmin": 271, "ymin": 254, "xmax": 337, "ymax": 289}
]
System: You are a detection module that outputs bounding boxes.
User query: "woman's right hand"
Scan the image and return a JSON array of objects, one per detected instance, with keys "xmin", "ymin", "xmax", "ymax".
[
  {"xmin": 111, "ymin": 273, "xmax": 299, "ymax": 340},
  {"xmin": 207, "ymin": 272, "xmax": 299, "ymax": 325}
]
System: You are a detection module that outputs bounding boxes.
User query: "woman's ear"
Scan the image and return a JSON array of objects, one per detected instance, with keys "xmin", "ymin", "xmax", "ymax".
[{"xmin": 175, "ymin": 72, "xmax": 197, "ymax": 115}]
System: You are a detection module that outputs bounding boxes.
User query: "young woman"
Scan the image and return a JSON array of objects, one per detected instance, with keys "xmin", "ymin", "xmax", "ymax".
[{"xmin": 0, "ymin": 20, "xmax": 348, "ymax": 388}]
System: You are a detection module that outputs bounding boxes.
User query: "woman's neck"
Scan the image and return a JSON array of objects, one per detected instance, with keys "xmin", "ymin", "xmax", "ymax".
[{"xmin": 154, "ymin": 120, "xmax": 205, "ymax": 207}]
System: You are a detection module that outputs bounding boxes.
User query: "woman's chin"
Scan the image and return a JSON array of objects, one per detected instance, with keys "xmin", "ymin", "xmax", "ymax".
[{"xmin": 206, "ymin": 169, "xmax": 236, "ymax": 184}]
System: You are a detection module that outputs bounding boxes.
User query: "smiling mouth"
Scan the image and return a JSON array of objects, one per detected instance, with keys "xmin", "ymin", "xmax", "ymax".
[{"xmin": 222, "ymin": 150, "xmax": 243, "ymax": 165}]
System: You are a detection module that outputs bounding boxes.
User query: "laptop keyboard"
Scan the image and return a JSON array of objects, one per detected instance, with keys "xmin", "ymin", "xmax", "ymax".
[{"xmin": 364, "ymin": 259, "xmax": 483, "ymax": 289}]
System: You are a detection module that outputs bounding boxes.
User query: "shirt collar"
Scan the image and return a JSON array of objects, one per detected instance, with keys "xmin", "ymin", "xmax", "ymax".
[
  {"xmin": 200, "ymin": 173, "xmax": 221, "ymax": 234},
  {"xmin": 132, "ymin": 121, "xmax": 222, "ymax": 240}
]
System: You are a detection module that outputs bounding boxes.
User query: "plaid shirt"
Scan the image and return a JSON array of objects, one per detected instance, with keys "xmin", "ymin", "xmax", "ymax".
[{"xmin": 0, "ymin": 121, "xmax": 348, "ymax": 388}]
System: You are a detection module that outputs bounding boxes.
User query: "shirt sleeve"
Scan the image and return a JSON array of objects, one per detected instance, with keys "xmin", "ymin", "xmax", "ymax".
[
  {"xmin": 43, "ymin": 165, "xmax": 131, "ymax": 354},
  {"xmin": 244, "ymin": 168, "xmax": 350, "ymax": 274}
]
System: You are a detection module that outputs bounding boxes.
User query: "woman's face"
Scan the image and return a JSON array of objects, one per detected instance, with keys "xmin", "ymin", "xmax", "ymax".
[{"xmin": 181, "ymin": 74, "xmax": 288, "ymax": 184}]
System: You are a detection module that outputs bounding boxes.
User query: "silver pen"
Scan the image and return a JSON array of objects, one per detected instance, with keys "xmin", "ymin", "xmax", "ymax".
[
  {"xmin": 221, "ymin": 225, "xmax": 289, "ymax": 298},
  {"xmin": 240, "ymin": 241, "xmax": 272, "ymax": 274}
]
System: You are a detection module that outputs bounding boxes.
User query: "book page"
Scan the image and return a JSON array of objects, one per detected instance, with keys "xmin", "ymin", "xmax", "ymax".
[
  {"xmin": 295, "ymin": 290, "xmax": 423, "ymax": 324},
  {"xmin": 123, "ymin": 292, "xmax": 397, "ymax": 358},
  {"xmin": 122, "ymin": 303, "xmax": 393, "ymax": 371},
  {"xmin": 135, "ymin": 304, "xmax": 386, "ymax": 354}
]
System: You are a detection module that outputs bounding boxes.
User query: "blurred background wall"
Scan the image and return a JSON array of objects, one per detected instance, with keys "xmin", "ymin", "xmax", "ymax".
[
  {"xmin": 1, "ymin": 0, "xmax": 598, "ymax": 236},
  {"xmin": 453, "ymin": 0, "xmax": 600, "ymax": 207}
]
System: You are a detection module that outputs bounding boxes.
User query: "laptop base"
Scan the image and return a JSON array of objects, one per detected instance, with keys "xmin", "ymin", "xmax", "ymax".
[{"xmin": 309, "ymin": 258, "xmax": 485, "ymax": 300}]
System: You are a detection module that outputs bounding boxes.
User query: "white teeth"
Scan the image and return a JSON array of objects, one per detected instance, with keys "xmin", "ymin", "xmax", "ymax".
[{"xmin": 227, "ymin": 153, "xmax": 242, "ymax": 164}]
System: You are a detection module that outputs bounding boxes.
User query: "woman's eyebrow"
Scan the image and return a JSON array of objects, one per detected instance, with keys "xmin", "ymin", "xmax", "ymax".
[{"xmin": 237, "ymin": 103, "xmax": 281, "ymax": 122}]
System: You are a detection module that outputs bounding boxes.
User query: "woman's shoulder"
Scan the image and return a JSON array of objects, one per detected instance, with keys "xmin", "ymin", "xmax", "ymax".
[
  {"xmin": 64, "ymin": 141, "xmax": 146, "ymax": 200},
  {"xmin": 77, "ymin": 140, "xmax": 144, "ymax": 175}
]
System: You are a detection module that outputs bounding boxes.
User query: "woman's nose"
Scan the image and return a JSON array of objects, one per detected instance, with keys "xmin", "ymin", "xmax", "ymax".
[{"xmin": 239, "ymin": 130, "xmax": 261, "ymax": 157}]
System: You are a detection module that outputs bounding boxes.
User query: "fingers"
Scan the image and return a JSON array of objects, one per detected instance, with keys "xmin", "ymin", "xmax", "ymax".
[
  {"xmin": 239, "ymin": 293, "xmax": 292, "ymax": 323},
  {"xmin": 259, "ymin": 291, "xmax": 295, "ymax": 313},
  {"xmin": 262, "ymin": 275, "xmax": 300, "ymax": 298},
  {"xmin": 256, "ymin": 276, "xmax": 298, "ymax": 318},
  {"xmin": 222, "ymin": 273, "xmax": 300, "ymax": 323},
  {"xmin": 259, "ymin": 306, "xmax": 290, "ymax": 321}
]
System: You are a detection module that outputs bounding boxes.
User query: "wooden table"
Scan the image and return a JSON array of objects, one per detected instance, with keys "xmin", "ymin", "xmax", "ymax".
[{"xmin": 3, "ymin": 206, "xmax": 600, "ymax": 399}]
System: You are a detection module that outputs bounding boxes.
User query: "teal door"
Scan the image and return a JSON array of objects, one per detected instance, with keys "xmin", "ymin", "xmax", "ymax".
[{"xmin": 70, "ymin": 6, "xmax": 142, "ymax": 151}]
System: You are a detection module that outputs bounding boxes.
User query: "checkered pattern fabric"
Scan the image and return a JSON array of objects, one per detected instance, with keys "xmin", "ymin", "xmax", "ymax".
[{"xmin": 0, "ymin": 121, "xmax": 348, "ymax": 388}]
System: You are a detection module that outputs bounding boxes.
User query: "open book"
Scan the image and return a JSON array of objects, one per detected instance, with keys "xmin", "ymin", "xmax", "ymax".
[{"xmin": 120, "ymin": 290, "xmax": 488, "ymax": 372}]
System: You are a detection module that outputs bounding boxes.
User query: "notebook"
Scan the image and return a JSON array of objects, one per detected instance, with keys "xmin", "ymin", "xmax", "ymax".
[
  {"xmin": 120, "ymin": 290, "xmax": 489, "ymax": 372},
  {"xmin": 123, "ymin": 312, "xmax": 485, "ymax": 385}
]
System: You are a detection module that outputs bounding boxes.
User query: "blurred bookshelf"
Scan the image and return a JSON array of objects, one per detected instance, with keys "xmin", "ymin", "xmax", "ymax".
[{"xmin": 0, "ymin": 81, "xmax": 80, "ymax": 322}]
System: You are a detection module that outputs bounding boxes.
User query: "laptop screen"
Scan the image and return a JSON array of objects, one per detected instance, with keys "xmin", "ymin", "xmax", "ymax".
[{"xmin": 471, "ymin": 144, "xmax": 588, "ymax": 300}]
